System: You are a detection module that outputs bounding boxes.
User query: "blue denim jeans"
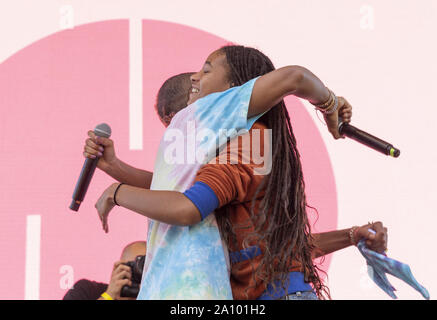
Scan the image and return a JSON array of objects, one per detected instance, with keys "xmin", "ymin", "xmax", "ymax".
[
  {"xmin": 282, "ymin": 291, "xmax": 319, "ymax": 300},
  {"xmin": 257, "ymin": 272, "xmax": 315, "ymax": 300}
]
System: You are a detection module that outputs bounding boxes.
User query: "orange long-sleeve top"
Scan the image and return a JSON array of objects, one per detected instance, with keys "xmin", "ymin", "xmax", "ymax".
[{"xmin": 193, "ymin": 122, "xmax": 303, "ymax": 300}]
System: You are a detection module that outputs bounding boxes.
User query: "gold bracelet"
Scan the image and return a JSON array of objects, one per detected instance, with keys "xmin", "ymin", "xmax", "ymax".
[
  {"xmin": 313, "ymin": 88, "xmax": 333, "ymax": 109},
  {"xmin": 101, "ymin": 292, "xmax": 113, "ymax": 300},
  {"xmin": 315, "ymin": 89, "xmax": 338, "ymax": 114},
  {"xmin": 349, "ymin": 226, "xmax": 359, "ymax": 246},
  {"xmin": 322, "ymin": 92, "xmax": 338, "ymax": 115}
]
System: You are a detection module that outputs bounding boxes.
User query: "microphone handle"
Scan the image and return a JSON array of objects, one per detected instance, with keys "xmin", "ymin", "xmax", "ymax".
[
  {"xmin": 339, "ymin": 122, "xmax": 400, "ymax": 157},
  {"xmin": 69, "ymin": 157, "xmax": 99, "ymax": 211}
]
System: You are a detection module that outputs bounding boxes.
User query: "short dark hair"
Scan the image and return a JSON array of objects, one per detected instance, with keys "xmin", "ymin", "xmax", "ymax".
[{"xmin": 155, "ymin": 72, "xmax": 194, "ymax": 126}]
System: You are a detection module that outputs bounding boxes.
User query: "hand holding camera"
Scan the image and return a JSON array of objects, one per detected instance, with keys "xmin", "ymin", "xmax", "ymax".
[
  {"xmin": 105, "ymin": 260, "xmax": 134, "ymax": 300},
  {"xmin": 103, "ymin": 255, "xmax": 145, "ymax": 300},
  {"xmin": 120, "ymin": 255, "xmax": 145, "ymax": 298}
]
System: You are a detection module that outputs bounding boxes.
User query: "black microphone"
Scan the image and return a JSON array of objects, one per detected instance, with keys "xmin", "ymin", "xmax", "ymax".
[
  {"xmin": 338, "ymin": 119, "xmax": 400, "ymax": 158},
  {"xmin": 69, "ymin": 123, "xmax": 112, "ymax": 211}
]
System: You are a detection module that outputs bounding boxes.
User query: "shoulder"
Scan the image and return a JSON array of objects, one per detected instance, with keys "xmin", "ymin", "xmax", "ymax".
[
  {"xmin": 250, "ymin": 121, "xmax": 268, "ymax": 131},
  {"xmin": 62, "ymin": 279, "xmax": 108, "ymax": 300}
]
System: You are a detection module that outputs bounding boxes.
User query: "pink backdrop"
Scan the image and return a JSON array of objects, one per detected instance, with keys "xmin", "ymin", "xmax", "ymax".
[
  {"xmin": 0, "ymin": 19, "xmax": 335, "ymax": 300},
  {"xmin": 0, "ymin": 0, "xmax": 435, "ymax": 300}
]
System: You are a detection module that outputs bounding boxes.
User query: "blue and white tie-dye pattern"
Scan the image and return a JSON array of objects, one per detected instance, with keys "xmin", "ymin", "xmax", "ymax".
[
  {"xmin": 137, "ymin": 77, "xmax": 262, "ymax": 300},
  {"xmin": 357, "ymin": 239, "xmax": 430, "ymax": 299}
]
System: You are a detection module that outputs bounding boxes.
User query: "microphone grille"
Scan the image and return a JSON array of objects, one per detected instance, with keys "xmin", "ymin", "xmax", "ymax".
[{"xmin": 94, "ymin": 123, "xmax": 112, "ymax": 138}]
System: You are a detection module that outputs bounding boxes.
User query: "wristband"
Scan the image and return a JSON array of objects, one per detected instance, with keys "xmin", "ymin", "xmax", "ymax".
[
  {"xmin": 113, "ymin": 183, "xmax": 124, "ymax": 206},
  {"xmin": 183, "ymin": 181, "xmax": 219, "ymax": 221},
  {"xmin": 101, "ymin": 292, "xmax": 113, "ymax": 300}
]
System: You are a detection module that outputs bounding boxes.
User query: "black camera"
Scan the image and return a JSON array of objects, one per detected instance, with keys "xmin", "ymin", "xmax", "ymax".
[{"xmin": 120, "ymin": 255, "xmax": 145, "ymax": 298}]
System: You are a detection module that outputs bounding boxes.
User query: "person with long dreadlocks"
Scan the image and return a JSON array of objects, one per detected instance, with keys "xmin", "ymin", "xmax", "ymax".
[
  {"xmin": 152, "ymin": 70, "xmax": 388, "ymax": 299},
  {"xmin": 91, "ymin": 45, "xmax": 387, "ymax": 300},
  {"xmin": 184, "ymin": 45, "xmax": 388, "ymax": 300}
]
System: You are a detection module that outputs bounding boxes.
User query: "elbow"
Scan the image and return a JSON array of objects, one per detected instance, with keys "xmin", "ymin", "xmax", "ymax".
[
  {"xmin": 311, "ymin": 250, "xmax": 323, "ymax": 260},
  {"xmin": 285, "ymin": 65, "xmax": 306, "ymax": 92},
  {"xmin": 179, "ymin": 214, "xmax": 200, "ymax": 226},
  {"xmin": 311, "ymin": 247, "xmax": 325, "ymax": 260},
  {"xmin": 177, "ymin": 206, "xmax": 202, "ymax": 226},
  {"xmin": 166, "ymin": 192, "xmax": 202, "ymax": 226}
]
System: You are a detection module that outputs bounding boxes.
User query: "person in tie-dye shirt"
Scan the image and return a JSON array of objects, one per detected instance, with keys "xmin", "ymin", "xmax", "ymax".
[
  {"xmin": 89, "ymin": 45, "xmax": 386, "ymax": 299},
  {"xmin": 152, "ymin": 71, "xmax": 389, "ymax": 300}
]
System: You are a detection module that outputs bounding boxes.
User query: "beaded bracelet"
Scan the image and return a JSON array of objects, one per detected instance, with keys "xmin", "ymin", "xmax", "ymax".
[{"xmin": 349, "ymin": 226, "xmax": 359, "ymax": 246}]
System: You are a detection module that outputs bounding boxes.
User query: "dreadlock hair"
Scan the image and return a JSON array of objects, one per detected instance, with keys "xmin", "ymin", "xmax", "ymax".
[
  {"xmin": 215, "ymin": 45, "xmax": 330, "ymax": 299},
  {"xmin": 155, "ymin": 72, "xmax": 194, "ymax": 127}
]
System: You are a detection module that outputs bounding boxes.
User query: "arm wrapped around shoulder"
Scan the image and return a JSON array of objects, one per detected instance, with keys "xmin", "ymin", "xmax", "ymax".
[{"xmin": 248, "ymin": 65, "xmax": 330, "ymax": 117}]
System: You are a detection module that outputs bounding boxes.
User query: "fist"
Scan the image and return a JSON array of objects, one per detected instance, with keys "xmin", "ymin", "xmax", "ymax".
[
  {"xmin": 324, "ymin": 96, "xmax": 353, "ymax": 139},
  {"xmin": 354, "ymin": 221, "xmax": 388, "ymax": 254}
]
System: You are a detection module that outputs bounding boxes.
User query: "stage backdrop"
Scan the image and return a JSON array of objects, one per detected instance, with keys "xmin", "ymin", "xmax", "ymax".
[{"xmin": 0, "ymin": 0, "xmax": 435, "ymax": 300}]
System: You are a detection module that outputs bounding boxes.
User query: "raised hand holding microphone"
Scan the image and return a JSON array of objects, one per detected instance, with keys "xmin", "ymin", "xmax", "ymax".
[
  {"xmin": 70, "ymin": 123, "xmax": 112, "ymax": 211},
  {"xmin": 312, "ymin": 89, "xmax": 353, "ymax": 139},
  {"xmin": 327, "ymin": 96, "xmax": 353, "ymax": 138},
  {"xmin": 84, "ymin": 127, "xmax": 118, "ymax": 172},
  {"xmin": 315, "ymin": 90, "xmax": 400, "ymax": 157}
]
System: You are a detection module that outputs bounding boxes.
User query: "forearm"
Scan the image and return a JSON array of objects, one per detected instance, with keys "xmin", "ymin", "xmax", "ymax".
[
  {"xmin": 105, "ymin": 159, "xmax": 153, "ymax": 189},
  {"xmin": 114, "ymin": 184, "xmax": 200, "ymax": 226},
  {"xmin": 292, "ymin": 66, "xmax": 331, "ymax": 105},
  {"xmin": 248, "ymin": 66, "xmax": 330, "ymax": 117},
  {"xmin": 312, "ymin": 228, "xmax": 353, "ymax": 259}
]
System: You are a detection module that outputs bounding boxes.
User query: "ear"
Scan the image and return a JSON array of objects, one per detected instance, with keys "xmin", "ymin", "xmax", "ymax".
[{"xmin": 161, "ymin": 113, "xmax": 175, "ymax": 127}]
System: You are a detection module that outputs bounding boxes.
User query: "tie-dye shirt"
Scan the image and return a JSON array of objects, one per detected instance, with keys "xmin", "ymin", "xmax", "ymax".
[{"xmin": 137, "ymin": 77, "xmax": 262, "ymax": 300}]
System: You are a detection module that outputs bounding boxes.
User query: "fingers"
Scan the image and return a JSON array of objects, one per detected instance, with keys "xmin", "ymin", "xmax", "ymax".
[
  {"xmin": 112, "ymin": 261, "xmax": 123, "ymax": 271},
  {"xmin": 323, "ymin": 113, "xmax": 342, "ymax": 140},
  {"xmin": 371, "ymin": 221, "xmax": 384, "ymax": 242},
  {"xmin": 339, "ymin": 109, "xmax": 352, "ymax": 122},
  {"xmin": 323, "ymin": 96, "xmax": 353, "ymax": 140},
  {"xmin": 119, "ymin": 278, "xmax": 132, "ymax": 288},
  {"xmin": 102, "ymin": 214, "xmax": 108, "ymax": 233},
  {"xmin": 86, "ymin": 138, "xmax": 104, "ymax": 152},
  {"xmin": 107, "ymin": 272, "xmax": 132, "ymax": 299},
  {"xmin": 114, "ymin": 269, "xmax": 132, "ymax": 282},
  {"xmin": 112, "ymin": 263, "xmax": 132, "ymax": 280},
  {"xmin": 336, "ymin": 98, "xmax": 352, "ymax": 139},
  {"xmin": 338, "ymin": 98, "xmax": 352, "ymax": 123},
  {"xmin": 84, "ymin": 144, "xmax": 103, "ymax": 159},
  {"xmin": 366, "ymin": 221, "xmax": 388, "ymax": 253},
  {"xmin": 112, "ymin": 265, "xmax": 133, "ymax": 289},
  {"xmin": 85, "ymin": 130, "xmax": 114, "ymax": 160},
  {"xmin": 96, "ymin": 205, "xmax": 109, "ymax": 233},
  {"xmin": 88, "ymin": 130, "xmax": 112, "ymax": 147},
  {"xmin": 85, "ymin": 131, "xmax": 104, "ymax": 159}
]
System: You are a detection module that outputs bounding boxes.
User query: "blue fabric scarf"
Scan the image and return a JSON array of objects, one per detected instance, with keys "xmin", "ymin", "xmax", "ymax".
[{"xmin": 357, "ymin": 239, "xmax": 430, "ymax": 299}]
